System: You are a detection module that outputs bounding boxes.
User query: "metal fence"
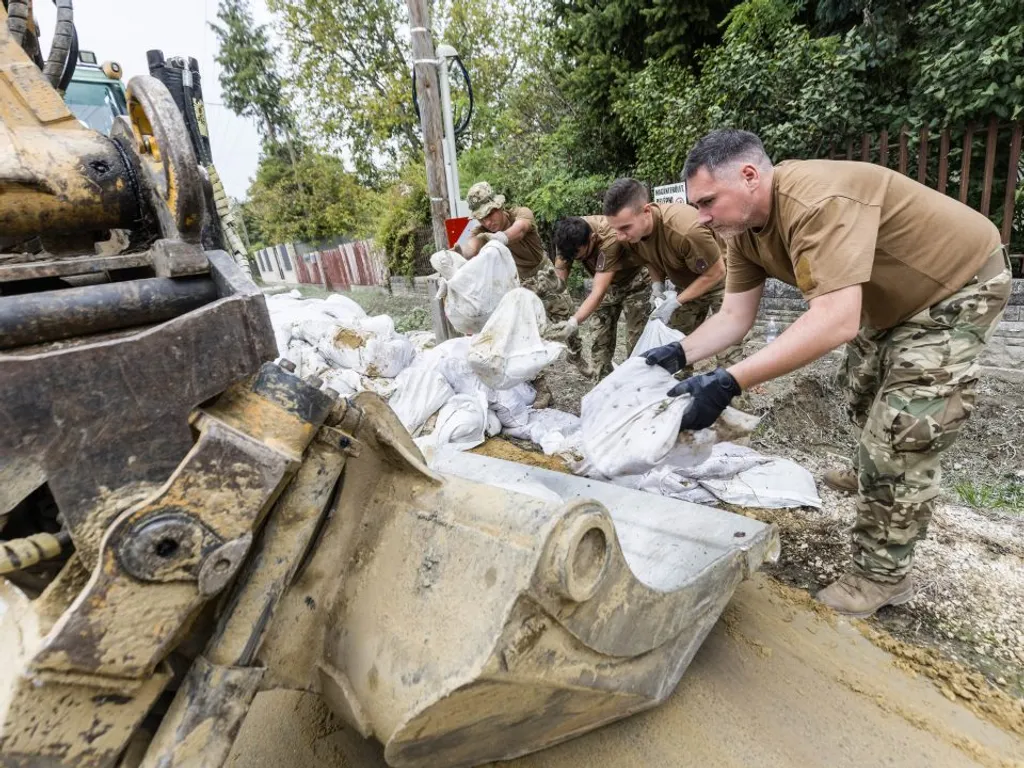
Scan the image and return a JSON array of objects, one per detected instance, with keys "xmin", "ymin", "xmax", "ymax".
[
  {"xmin": 253, "ymin": 239, "xmax": 388, "ymax": 289},
  {"xmin": 827, "ymin": 118, "xmax": 1023, "ymax": 248}
]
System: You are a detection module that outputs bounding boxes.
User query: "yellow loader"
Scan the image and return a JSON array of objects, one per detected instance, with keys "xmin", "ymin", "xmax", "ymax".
[{"xmin": 0, "ymin": 3, "xmax": 777, "ymax": 766}]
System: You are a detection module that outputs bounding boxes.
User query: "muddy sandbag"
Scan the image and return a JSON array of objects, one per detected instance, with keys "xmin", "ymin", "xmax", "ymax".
[
  {"xmin": 316, "ymin": 315, "xmax": 416, "ymax": 377},
  {"xmin": 468, "ymin": 288, "xmax": 563, "ymax": 390},
  {"xmin": 432, "ymin": 243, "xmax": 519, "ymax": 334},
  {"xmin": 580, "ymin": 357, "xmax": 697, "ymax": 477}
]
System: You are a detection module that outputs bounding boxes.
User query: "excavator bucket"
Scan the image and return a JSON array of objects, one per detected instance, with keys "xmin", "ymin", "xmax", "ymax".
[{"xmin": 252, "ymin": 398, "xmax": 780, "ymax": 768}]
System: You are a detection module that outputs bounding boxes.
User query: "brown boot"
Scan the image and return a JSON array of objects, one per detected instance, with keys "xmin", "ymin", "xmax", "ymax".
[
  {"xmin": 822, "ymin": 467, "xmax": 858, "ymax": 494},
  {"xmin": 816, "ymin": 572, "xmax": 914, "ymax": 618}
]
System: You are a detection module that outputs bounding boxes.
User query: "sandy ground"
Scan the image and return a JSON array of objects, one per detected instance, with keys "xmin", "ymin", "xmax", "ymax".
[
  {"xmin": 228, "ymin": 575, "xmax": 1024, "ymax": 768},
  {"xmin": 227, "ymin": 287, "xmax": 1024, "ymax": 767}
]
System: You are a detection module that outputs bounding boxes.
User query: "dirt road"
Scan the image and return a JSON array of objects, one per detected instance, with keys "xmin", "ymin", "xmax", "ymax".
[{"xmin": 228, "ymin": 575, "xmax": 1024, "ymax": 768}]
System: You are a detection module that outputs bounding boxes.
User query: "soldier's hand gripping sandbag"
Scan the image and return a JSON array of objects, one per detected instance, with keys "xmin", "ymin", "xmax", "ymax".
[
  {"xmin": 642, "ymin": 341, "xmax": 687, "ymax": 374},
  {"xmin": 543, "ymin": 316, "xmax": 579, "ymax": 342},
  {"xmin": 668, "ymin": 368, "xmax": 741, "ymax": 430}
]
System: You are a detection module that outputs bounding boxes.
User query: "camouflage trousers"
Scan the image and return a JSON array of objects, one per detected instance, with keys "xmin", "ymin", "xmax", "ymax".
[
  {"xmin": 590, "ymin": 270, "xmax": 650, "ymax": 379},
  {"xmin": 666, "ymin": 283, "xmax": 744, "ymax": 368},
  {"xmin": 522, "ymin": 258, "xmax": 583, "ymax": 366},
  {"xmin": 838, "ymin": 248, "xmax": 1011, "ymax": 583}
]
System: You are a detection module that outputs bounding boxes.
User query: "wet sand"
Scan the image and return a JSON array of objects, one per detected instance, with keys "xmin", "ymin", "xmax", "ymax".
[{"xmin": 228, "ymin": 575, "xmax": 1024, "ymax": 768}]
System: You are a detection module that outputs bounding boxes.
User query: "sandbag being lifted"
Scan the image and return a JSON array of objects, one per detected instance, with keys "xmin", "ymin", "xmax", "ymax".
[{"xmin": 431, "ymin": 243, "xmax": 519, "ymax": 334}]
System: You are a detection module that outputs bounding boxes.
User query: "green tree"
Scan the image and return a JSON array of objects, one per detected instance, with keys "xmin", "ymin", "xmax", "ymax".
[
  {"xmin": 267, "ymin": 0, "xmax": 536, "ymax": 180},
  {"xmin": 615, "ymin": 0, "xmax": 866, "ymax": 182},
  {"xmin": 247, "ymin": 145, "xmax": 378, "ymax": 245},
  {"xmin": 209, "ymin": 0, "xmax": 293, "ymax": 143}
]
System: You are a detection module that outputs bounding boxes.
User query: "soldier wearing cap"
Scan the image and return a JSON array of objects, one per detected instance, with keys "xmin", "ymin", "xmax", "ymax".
[
  {"xmin": 462, "ymin": 182, "xmax": 587, "ymax": 378},
  {"xmin": 551, "ymin": 215, "xmax": 650, "ymax": 379},
  {"xmin": 602, "ymin": 178, "xmax": 743, "ymax": 367},
  {"xmin": 642, "ymin": 128, "xmax": 1012, "ymax": 618}
]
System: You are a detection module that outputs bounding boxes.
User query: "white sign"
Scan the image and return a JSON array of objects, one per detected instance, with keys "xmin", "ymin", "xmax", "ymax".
[{"xmin": 653, "ymin": 182, "xmax": 687, "ymax": 204}]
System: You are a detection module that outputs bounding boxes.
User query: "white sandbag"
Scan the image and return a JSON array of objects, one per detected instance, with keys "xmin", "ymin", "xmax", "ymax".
[
  {"xmin": 292, "ymin": 317, "xmax": 340, "ymax": 346},
  {"xmin": 321, "ymin": 293, "xmax": 366, "ymax": 321},
  {"xmin": 431, "ymin": 393, "xmax": 489, "ymax": 452},
  {"xmin": 387, "ymin": 367, "xmax": 454, "ymax": 434},
  {"xmin": 440, "ymin": 242, "xmax": 519, "ymax": 334},
  {"xmin": 613, "ymin": 466, "xmax": 720, "ymax": 506},
  {"xmin": 468, "ymin": 288, "xmax": 563, "ymax": 390},
  {"xmin": 321, "ymin": 368, "xmax": 363, "ymax": 396},
  {"xmin": 503, "ymin": 408, "xmax": 581, "ymax": 443},
  {"xmin": 429, "ymin": 249, "xmax": 467, "ymax": 280},
  {"xmin": 674, "ymin": 442, "xmax": 769, "ymax": 480},
  {"xmin": 490, "ymin": 383, "xmax": 536, "ymax": 429},
  {"xmin": 486, "ymin": 410, "xmax": 502, "ymax": 437},
  {"xmin": 316, "ymin": 318, "xmax": 416, "ymax": 377},
  {"xmin": 629, "ymin": 318, "xmax": 685, "ymax": 359},
  {"xmin": 580, "ymin": 357, "xmax": 693, "ymax": 477},
  {"xmin": 405, "ymin": 330, "xmax": 437, "ymax": 354}
]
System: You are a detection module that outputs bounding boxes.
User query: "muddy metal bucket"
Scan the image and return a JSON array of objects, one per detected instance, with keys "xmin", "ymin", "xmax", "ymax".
[{"xmin": 318, "ymin": 445, "xmax": 779, "ymax": 768}]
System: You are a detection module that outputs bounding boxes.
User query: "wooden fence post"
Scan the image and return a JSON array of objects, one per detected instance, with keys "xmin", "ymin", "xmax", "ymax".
[
  {"xmin": 937, "ymin": 129, "xmax": 951, "ymax": 195},
  {"xmin": 1001, "ymin": 122, "xmax": 1023, "ymax": 246}
]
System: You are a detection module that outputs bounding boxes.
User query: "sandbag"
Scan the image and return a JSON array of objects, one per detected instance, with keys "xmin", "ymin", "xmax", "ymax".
[
  {"xmin": 468, "ymin": 288, "xmax": 563, "ymax": 390},
  {"xmin": 629, "ymin": 318, "xmax": 685, "ymax": 359},
  {"xmin": 321, "ymin": 293, "xmax": 367, "ymax": 321},
  {"xmin": 439, "ymin": 242, "xmax": 519, "ymax": 334},
  {"xmin": 490, "ymin": 383, "xmax": 536, "ymax": 429},
  {"xmin": 388, "ymin": 367, "xmax": 454, "ymax": 434},
  {"xmin": 429, "ymin": 249, "xmax": 467, "ymax": 280},
  {"xmin": 579, "ymin": 357, "xmax": 695, "ymax": 478},
  {"xmin": 316, "ymin": 316, "xmax": 416, "ymax": 377},
  {"xmin": 432, "ymin": 393, "xmax": 490, "ymax": 451},
  {"xmin": 321, "ymin": 368, "xmax": 364, "ymax": 397},
  {"xmin": 503, "ymin": 408, "xmax": 583, "ymax": 457}
]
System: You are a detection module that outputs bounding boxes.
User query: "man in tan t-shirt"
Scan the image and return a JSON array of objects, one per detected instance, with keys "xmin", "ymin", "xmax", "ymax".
[
  {"xmin": 551, "ymin": 215, "xmax": 650, "ymax": 378},
  {"xmin": 602, "ymin": 178, "xmax": 726, "ymax": 336},
  {"xmin": 460, "ymin": 181, "xmax": 584, "ymax": 385},
  {"xmin": 641, "ymin": 129, "xmax": 1011, "ymax": 617}
]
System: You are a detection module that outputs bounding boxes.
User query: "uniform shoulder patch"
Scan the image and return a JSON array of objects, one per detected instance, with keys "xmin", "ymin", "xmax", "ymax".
[
  {"xmin": 694, "ymin": 258, "xmax": 708, "ymax": 273},
  {"xmin": 595, "ymin": 253, "xmax": 607, "ymax": 271}
]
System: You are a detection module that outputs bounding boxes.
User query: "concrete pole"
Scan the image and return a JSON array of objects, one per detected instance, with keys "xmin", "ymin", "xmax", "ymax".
[{"xmin": 407, "ymin": 0, "xmax": 451, "ymax": 253}]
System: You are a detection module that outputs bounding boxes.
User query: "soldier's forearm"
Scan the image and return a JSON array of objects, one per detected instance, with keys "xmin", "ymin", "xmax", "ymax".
[
  {"xmin": 676, "ymin": 260, "xmax": 725, "ymax": 304},
  {"xmin": 728, "ymin": 285, "xmax": 862, "ymax": 390}
]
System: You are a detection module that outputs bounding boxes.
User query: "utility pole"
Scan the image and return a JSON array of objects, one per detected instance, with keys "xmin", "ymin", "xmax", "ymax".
[{"xmin": 406, "ymin": 0, "xmax": 451, "ymax": 253}]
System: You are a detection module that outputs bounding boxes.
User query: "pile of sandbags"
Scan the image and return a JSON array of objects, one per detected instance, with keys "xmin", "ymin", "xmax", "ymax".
[{"xmin": 264, "ymin": 285, "xmax": 566, "ymax": 455}]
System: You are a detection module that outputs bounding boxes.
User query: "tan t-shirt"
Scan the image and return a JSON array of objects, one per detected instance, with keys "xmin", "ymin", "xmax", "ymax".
[
  {"xmin": 470, "ymin": 206, "xmax": 546, "ymax": 280},
  {"xmin": 574, "ymin": 215, "xmax": 644, "ymax": 286},
  {"xmin": 630, "ymin": 203, "xmax": 722, "ymax": 289},
  {"xmin": 725, "ymin": 160, "xmax": 1002, "ymax": 329}
]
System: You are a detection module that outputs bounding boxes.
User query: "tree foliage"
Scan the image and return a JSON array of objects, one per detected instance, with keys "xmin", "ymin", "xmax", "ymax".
[
  {"xmin": 268, "ymin": 0, "xmax": 536, "ymax": 180},
  {"xmin": 246, "ymin": 145, "xmax": 378, "ymax": 246},
  {"xmin": 210, "ymin": 0, "xmax": 293, "ymax": 142}
]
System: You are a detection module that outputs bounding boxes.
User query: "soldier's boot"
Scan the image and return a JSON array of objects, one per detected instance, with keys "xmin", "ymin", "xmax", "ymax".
[
  {"xmin": 816, "ymin": 572, "xmax": 915, "ymax": 618},
  {"xmin": 822, "ymin": 467, "xmax": 858, "ymax": 494}
]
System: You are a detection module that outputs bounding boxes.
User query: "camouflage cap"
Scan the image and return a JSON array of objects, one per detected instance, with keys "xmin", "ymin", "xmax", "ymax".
[{"xmin": 467, "ymin": 181, "xmax": 506, "ymax": 220}]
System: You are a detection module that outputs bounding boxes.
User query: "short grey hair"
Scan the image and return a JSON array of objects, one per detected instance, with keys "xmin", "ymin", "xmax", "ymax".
[{"xmin": 682, "ymin": 129, "xmax": 772, "ymax": 181}]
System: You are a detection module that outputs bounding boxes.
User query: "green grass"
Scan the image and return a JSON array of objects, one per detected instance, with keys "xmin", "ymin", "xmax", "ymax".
[{"xmin": 953, "ymin": 480, "xmax": 1024, "ymax": 512}]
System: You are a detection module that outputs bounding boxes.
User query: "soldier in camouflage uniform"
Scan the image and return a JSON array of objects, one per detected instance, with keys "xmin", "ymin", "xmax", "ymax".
[
  {"xmin": 642, "ymin": 129, "xmax": 1011, "ymax": 618},
  {"xmin": 462, "ymin": 182, "xmax": 586, "ymax": 398},
  {"xmin": 551, "ymin": 216, "xmax": 650, "ymax": 379}
]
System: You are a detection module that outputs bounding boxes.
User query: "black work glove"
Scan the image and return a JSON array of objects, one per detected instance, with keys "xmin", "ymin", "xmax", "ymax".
[
  {"xmin": 642, "ymin": 342, "xmax": 687, "ymax": 375},
  {"xmin": 668, "ymin": 367, "xmax": 741, "ymax": 431}
]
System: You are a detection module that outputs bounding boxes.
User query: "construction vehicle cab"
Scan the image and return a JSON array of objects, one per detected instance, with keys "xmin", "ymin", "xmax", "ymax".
[{"xmin": 63, "ymin": 50, "xmax": 127, "ymax": 135}]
